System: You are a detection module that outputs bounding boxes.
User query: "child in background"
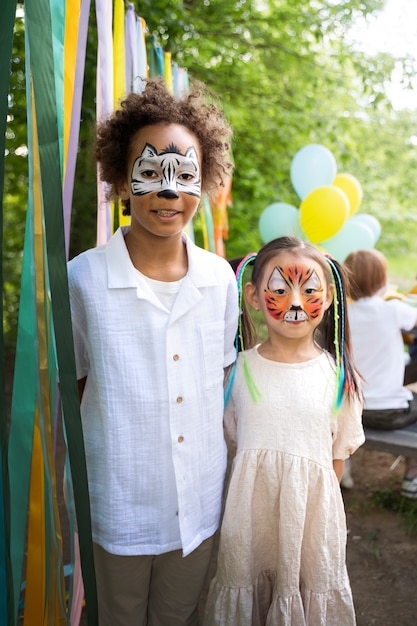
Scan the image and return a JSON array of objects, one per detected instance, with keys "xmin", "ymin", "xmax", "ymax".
[
  {"xmin": 67, "ymin": 78, "xmax": 239, "ymax": 626},
  {"xmin": 344, "ymin": 249, "xmax": 417, "ymax": 499},
  {"xmin": 204, "ymin": 237, "xmax": 364, "ymax": 626}
]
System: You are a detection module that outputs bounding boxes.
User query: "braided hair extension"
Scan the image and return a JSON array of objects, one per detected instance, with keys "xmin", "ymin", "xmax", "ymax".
[
  {"xmin": 323, "ymin": 255, "xmax": 361, "ymax": 411},
  {"xmin": 326, "ymin": 257, "xmax": 345, "ymax": 411},
  {"xmin": 224, "ymin": 253, "xmax": 261, "ymax": 407}
]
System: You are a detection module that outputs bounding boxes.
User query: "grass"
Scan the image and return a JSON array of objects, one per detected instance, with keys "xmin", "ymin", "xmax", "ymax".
[
  {"xmin": 387, "ymin": 253, "xmax": 417, "ymax": 293},
  {"xmin": 371, "ymin": 488, "xmax": 417, "ymax": 535}
]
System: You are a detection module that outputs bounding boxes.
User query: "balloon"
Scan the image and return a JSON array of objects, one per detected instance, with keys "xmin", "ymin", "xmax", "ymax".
[
  {"xmin": 258, "ymin": 202, "xmax": 301, "ymax": 243},
  {"xmin": 350, "ymin": 213, "xmax": 381, "ymax": 244},
  {"xmin": 299, "ymin": 185, "xmax": 349, "ymax": 243},
  {"xmin": 333, "ymin": 173, "xmax": 363, "ymax": 216},
  {"xmin": 321, "ymin": 218, "xmax": 375, "ymax": 263},
  {"xmin": 290, "ymin": 144, "xmax": 337, "ymax": 200}
]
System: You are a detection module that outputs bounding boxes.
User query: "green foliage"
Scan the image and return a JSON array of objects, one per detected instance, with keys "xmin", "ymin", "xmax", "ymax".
[
  {"xmin": 371, "ymin": 488, "xmax": 417, "ymax": 536},
  {"xmin": 3, "ymin": 0, "xmax": 417, "ymax": 347},
  {"xmin": 4, "ymin": 15, "xmax": 27, "ymax": 346}
]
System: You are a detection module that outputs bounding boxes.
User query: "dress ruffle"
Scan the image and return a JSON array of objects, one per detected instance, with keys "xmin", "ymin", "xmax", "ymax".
[{"xmin": 204, "ymin": 572, "xmax": 356, "ymax": 625}]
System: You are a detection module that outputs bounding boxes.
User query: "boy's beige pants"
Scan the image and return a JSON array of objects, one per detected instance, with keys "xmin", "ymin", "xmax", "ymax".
[{"xmin": 93, "ymin": 535, "xmax": 214, "ymax": 626}]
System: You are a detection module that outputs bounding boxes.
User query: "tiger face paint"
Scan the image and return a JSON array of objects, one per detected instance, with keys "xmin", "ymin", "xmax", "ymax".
[
  {"xmin": 130, "ymin": 142, "xmax": 201, "ymax": 199},
  {"xmin": 264, "ymin": 264, "xmax": 325, "ymax": 322}
]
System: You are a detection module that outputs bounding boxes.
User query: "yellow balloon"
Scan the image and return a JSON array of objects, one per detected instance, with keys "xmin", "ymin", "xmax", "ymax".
[
  {"xmin": 333, "ymin": 173, "xmax": 363, "ymax": 216},
  {"xmin": 299, "ymin": 185, "xmax": 349, "ymax": 243}
]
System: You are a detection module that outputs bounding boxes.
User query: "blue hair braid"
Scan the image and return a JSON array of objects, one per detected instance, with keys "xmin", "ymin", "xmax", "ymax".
[
  {"xmin": 325, "ymin": 256, "xmax": 345, "ymax": 412},
  {"xmin": 224, "ymin": 253, "xmax": 262, "ymax": 407}
]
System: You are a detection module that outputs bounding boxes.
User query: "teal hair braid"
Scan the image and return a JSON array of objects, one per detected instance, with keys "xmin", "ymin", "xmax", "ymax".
[{"xmin": 325, "ymin": 256, "xmax": 345, "ymax": 412}]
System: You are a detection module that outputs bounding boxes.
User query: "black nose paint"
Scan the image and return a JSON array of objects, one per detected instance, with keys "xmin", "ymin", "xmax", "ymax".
[{"xmin": 157, "ymin": 189, "xmax": 180, "ymax": 199}]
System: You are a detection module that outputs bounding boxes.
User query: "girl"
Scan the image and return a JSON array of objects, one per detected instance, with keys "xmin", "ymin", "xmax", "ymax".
[{"xmin": 204, "ymin": 237, "xmax": 364, "ymax": 626}]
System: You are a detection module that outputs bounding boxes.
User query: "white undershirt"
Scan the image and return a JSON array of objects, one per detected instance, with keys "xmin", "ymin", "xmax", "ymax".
[{"xmin": 136, "ymin": 270, "xmax": 183, "ymax": 311}]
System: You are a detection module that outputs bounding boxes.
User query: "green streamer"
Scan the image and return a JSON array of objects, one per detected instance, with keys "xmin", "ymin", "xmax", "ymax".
[
  {"xmin": 147, "ymin": 34, "xmax": 165, "ymax": 77},
  {"xmin": 0, "ymin": 1, "xmax": 19, "ymax": 623},
  {"xmin": 8, "ymin": 206, "xmax": 38, "ymax": 625},
  {"xmin": 24, "ymin": 1, "xmax": 98, "ymax": 623}
]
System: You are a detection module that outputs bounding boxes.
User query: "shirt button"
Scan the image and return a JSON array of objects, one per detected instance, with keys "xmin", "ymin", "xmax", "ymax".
[
  {"xmin": 178, "ymin": 436, "xmax": 184, "ymax": 443},
  {"xmin": 173, "ymin": 354, "xmax": 179, "ymax": 361},
  {"xmin": 176, "ymin": 396, "xmax": 183, "ymax": 403}
]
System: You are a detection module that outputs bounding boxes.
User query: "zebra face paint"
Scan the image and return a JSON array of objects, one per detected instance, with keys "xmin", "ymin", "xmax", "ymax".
[
  {"xmin": 130, "ymin": 142, "xmax": 201, "ymax": 199},
  {"xmin": 264, "ymin": 264, "xmax": 325, "ymax": 322}
]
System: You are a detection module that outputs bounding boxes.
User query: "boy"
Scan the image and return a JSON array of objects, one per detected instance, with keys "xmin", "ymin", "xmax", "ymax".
[{"xmin": 68, "ymin": 78, "xmax": 238, "ymax": 625}]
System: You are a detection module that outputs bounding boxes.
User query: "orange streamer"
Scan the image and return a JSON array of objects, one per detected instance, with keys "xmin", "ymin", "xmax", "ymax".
[{"xmin": 211, "ymin": 173, "xmax": 233, "ymax": 258}]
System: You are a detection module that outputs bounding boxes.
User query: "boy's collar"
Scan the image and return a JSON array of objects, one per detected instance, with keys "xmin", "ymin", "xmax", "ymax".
[{"xmin": 106, "ymin": 227, "xmax": 219, "ymax": 288}]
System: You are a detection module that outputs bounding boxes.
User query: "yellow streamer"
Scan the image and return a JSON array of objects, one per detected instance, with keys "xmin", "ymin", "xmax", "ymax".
[
  {"xmin": 63, "ymin": 0, "xmax": 81, "ymax": 179},
  {"xmin": 164, "ymin": 51, "xmax": 173, "ymax": 93},
  {"xmin": 113, "ymin": 0, "xmax": 126, "ymax": 106},
  {"xmin": 200, "ymin": 204, "xmax": 209, "ymax": 251},
  {"xmin": 118, "ymin": 202, "xmax": 130, "ymax": 228},
  {"xmin": 113, "ymin": 0, "xmax": 130, "ymax": 228},
  {"xmin": 23, "ymin": 404, "xmax": 46, "ymax": 625}
]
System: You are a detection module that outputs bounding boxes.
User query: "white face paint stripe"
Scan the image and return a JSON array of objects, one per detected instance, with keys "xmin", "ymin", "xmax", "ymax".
[{"xmin": 130, "ymin": 143, "xmax": 201, "ymax": 197}]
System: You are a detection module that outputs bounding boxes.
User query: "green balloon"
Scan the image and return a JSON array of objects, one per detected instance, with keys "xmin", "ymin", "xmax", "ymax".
[{"xmin": 259, "ymin": 202, "xmax": 301, "ymax": 243}]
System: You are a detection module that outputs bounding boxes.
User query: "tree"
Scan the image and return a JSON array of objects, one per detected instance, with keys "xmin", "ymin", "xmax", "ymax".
[{"xmin": 4, "ymin": 0, "xmax": 417, "ymax": 345}]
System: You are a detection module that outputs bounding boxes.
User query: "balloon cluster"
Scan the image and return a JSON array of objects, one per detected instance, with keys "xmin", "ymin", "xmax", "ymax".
[{"xmin": 258, "ymin": 144, "xmax": 381, "ymax": 262}]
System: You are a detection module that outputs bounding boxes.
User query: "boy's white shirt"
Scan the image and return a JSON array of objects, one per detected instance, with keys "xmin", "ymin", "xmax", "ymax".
[{"xmin": 68, "ymin": 226, "xmax": 239, "ymax": 556}]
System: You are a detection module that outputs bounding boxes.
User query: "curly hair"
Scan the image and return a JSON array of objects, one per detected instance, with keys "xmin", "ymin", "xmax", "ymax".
[{"xmin": 95, "ymin": 77, "xmax": 233, "ymax": 214}]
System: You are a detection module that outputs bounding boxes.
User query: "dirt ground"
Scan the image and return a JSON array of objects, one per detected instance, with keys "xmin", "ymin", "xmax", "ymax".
[
  {"xmin": 342, "ymin": 448, "xmax": 417, "ymax": 626},
  {"xmin": 6, "ymin": 353, "xmax": 417, "ymax": 626}
]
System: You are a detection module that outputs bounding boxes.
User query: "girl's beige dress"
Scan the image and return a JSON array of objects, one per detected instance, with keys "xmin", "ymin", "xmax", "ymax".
[{"xmin": 204, "ymin": 346, "xmax": 364, "ymax": 626}]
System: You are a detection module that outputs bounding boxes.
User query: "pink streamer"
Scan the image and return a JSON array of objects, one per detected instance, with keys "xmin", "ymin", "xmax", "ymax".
[
  {"xmin": 125, "ymin": 3, "xmax": 137, "ymax": 93},
  {"xmin": 69, "ymin": 532, "xmax": 85, "ymax": 626},
  {"xmin": 95, "ymin": 0, "xmax": 114, "ymax": 244}
]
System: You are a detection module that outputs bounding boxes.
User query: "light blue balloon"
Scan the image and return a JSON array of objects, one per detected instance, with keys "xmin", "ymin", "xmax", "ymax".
[
  {"xmin": 290, "ymin": 144, "xmax": 337, "ymax": 200},
  {"xmin": 321, "ymin": 218, "xmax": 375, "ymax": 263},
  {"xmin": 258, "ymin": 202, "xmax": 301, "ymax": 243},
  {"xmin": 350, "ymin": 213, "xmax": 381, "ymax": 244}
]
